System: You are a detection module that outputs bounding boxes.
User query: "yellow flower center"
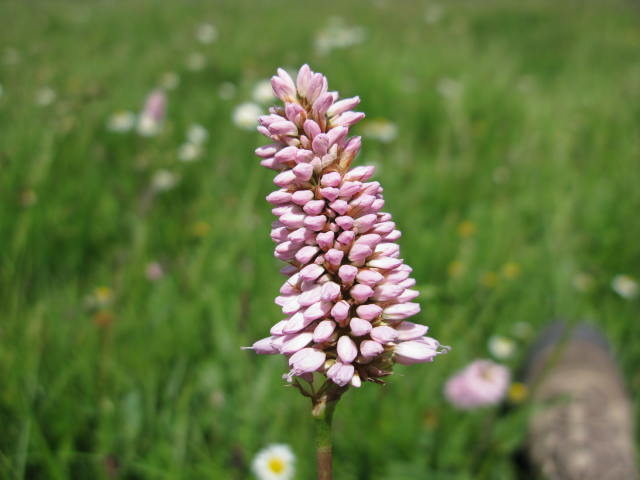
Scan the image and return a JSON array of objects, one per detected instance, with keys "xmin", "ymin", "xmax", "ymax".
[{"xmin": 268, "ymin": 457, "xmax": 285, "ymax": 474}]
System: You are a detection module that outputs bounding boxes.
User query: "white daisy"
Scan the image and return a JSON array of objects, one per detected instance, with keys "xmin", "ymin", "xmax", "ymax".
[
  {"xmin": 160, "ymin": 72, "xmax": 180, "ymax": 90},
  {"xmin": 361, "ymin": 119, "xmax": 398, "ymax": 143},
  {"xmin": 251, "ymin": 444, "xmax": 295, "ymax": 480},
  {"xmin": 611, "ymin": 274, "xmax": 638, "ymax": 299},
  {"xmin": 35, "ymin": 87, "xmax": 56, "ymax": 106},
  {"xmin": 186, "ymin": 124, "xmax": 208, "ymax": 145},
  {"xmin": 136, "ymin": 114, "xmax": 161, "ymax": 137},
  {"xmin": 488, "ymin": 335, "xmax": 516, "ymax": 360},
  {"xmin": 232, "ymin": 102, "xmax": 263, "ymax": 130},
  {"xmin": 107, "ymin": 110, "xmax": 136, "ymax": 132},
  {"xmin": 252, "ymin": 79, "xmax": 275, "ymax": 104},
  {"xmin": 186, "ymin": 52, "xmax": 206, "ymax": 72},
  {"xmin": 177, "ymin": 142, "xmax": 202, "ymax": 162},
  {"xmin": 218, "ymin": 81, "xmax": 236, "ymax": 100},
  {"xmin": 151, "ymin": 170, "xmax": 179, "ymax": 192},
  {"xmin": 196, "ymin": 23, "xmax": 218, "ymax": 44}
]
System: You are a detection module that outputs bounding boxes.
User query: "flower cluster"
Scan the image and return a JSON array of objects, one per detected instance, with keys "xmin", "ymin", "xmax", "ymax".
[{"xmin": 245, "ymin": 65, "xmax": 447, "ymax": 391}]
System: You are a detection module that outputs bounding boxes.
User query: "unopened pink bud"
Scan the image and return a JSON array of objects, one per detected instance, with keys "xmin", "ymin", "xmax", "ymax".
[
  {"xmin": 303, "ymin": 301, "xmax": 331, "ymax": 321},
  {"xmin": 348, "ymin": 244, "xmax": 373, "ymax": 264},
  {"xmin": 320, "ymin": 187, "xmax": 340, "ymax": 201},
  {"xmin": 373, "ymin": 284, "xmax": 404, "ymax": 301},
  {"xmin": 316, "ymin": 231, "xmax": 335, "ymax": 250},
  {"xmin": 344, "ymin": 165, "xmax": 375, "ymax": 182},
  {"xmin": 354, "ymin": 214, "xmax": 378, "ymax": 233},
  {"xmin": 336, "ymin": 230, "xmax": 356, "ymax": 245},
  {"xmin": 335, "ymin": 216, "xmax": 354, "ymax": 230},
  {"xmin": 291, "ymin": 190, "xmax": 315, "ymax": 205},
  {"xmin": 382, "ymin": 302, "xmax": 421, "ymax": 320},
  {"xmin": 326, "ymin": 96, "xmax": 361, "ymax": 117},
  {"xmin": 367, "ymin": 256, "xmax": 402, "ymax": 270},
  {"xmin": 270, "ymin": 120, "xmax": 298, "ymax": 136},
  {"xmin": 356, "ymin": 269, "xmax": 384, "ymax": 286},
  {"xmin": 350, "ymin": 317, "xmax": 372, "ymax": 336},
  {"xmin": 356, "ymin": 304, "xmax": 383, "ymax": 320},
  {"xmin": 337, "ymin": 335, "xmax": 358, "ymax": 363},
  {"xmin": 293, "ymin": 163, "xmax": 314, "ymax": 181},
  {"xmin": 371, "ymin": 325, "xmax": 399, "ymax": 344},
  {"xmin": 324, "ymin": 248, "xmax": 344, "ymax": 266},
  {"xmin": 330, "ymin": 300, "xmax": 350, "ymax": 322},
  {"xmin": 266, "ymin": 190, "xmax": 292, "ymax": 204},
  {"xmin": 360, "ymin": 339, "xmax": 384, "ymax": 358},
  {"xmin": 329, "ymin": 199, "xmax": 349, "ymax": 215},
  {"xmin": 283, "ymin": 311, "xmax": 313, "ymax": 334},
  {"xmin": 338, "ymin": 264, "xmax": 358, "ymax": 284},
  {"xmin": 320, "ymin": 281, "xmax": 341, "ymax": 302},
  {"xmin": 396, "ymin": 321, "xmax": 429, "ymax": 341},
  {"xmin": 304, "ymin": 215, "xmax": 327, "ymax": 231},
  {"xmin": 327, "ymin": 361, "xmax": 355, "ymax": 387},
  {"xmin": 302, "ymin": 200, "xmax": 325, "ymax": 215},
  {"xmin": 313, "ymin": 319, "xmax": 336, "ymax": 343},
  {"xmin": 312, "ymin": 134, "xmax": 331, "ymax": 156},
  {"xmin": 243, "ymin": 336, "xmax": 278, "ymax": 354},
  {"xmin": 350, "ymin": 284, "xmax": 374, "ymax": 303},
  {"xmin": 273, "ymin": 170, "xmax": 297, "ymax": 188},
  {"xmin": 289, "ymin": 347, "xmax": 326, "ymax": 375},
  {"xmin": 299, "ymin": 263, "xmax": 325, "ymax": 282},
  {"xmin": 321, "ymin": 171, "xmax": 342, "ymax": 187},
  {"xmin": 280, "ymin": 332, "xmax": 313, "ymax": 355},
  {"xmin": 330, "ymin": 111, "xmax": 365, "ymax": 128},
  {"xmin": 295, "ymin": 245, "xmax": 319, "ymax": 264},
  {"xmin": 397, "ymin": 289, "xmax": 419, "ymax": 302},
  {"xmin": 394, "ymin": 339, "xmax": 439, "ymax": 365}
]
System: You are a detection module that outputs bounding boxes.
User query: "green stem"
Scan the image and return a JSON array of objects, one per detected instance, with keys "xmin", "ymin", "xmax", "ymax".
[{"xmin": 313, "ymin": 397, "xmax": 337, "ymax": 480}]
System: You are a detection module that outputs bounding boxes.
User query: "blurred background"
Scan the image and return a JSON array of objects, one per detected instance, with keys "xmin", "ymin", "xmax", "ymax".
[{"xmin": 1, "ymin": 0, "xmax": 639, "ymax": 478}]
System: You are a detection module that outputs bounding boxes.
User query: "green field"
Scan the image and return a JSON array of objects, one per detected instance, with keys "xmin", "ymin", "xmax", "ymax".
[{"xmin": 1, "ymin": 0, "xmax": 639, "ymax": 478}]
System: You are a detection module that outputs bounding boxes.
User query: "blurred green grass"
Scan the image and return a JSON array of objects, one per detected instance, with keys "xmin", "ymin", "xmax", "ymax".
[{"xmin": 1, "ymin": 0, "xmax": 639, "ymax": 478}]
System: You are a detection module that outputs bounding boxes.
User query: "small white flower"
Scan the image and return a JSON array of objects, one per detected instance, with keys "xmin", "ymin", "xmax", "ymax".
[
  {"xmin": 151, "ymin": 170, "xmax": 179, "ymax": 192},
  {"xmin": 232, "ymin": 102, "xmax": 263, "ymax": 130},
  {"xmin": 35, "ymin": 87, "xmax": 56, "ymax": 106},
  {"xmin": 361, "ymin": 119, "xmax": 398, "ymax": 143},
  {"xmin": 488, "ymin": 335, "xmax": 516, "ymax": 360},
  {"xmin": 186, "ymin": 124, "xmax": 208, "ymax": 145},
  {"xmin": 218, "ymin": 81, "xmax": 236, "ymax": 100},
  {"xmin": 425, "ymin": 4, "xmax": 444, "ymax": 25},
  {"xmin": 252, "ymin": 79, "xmax": 275, "ymax": 104},
  {"xmin": 160, "ymin": 72, "xmax": 180, "ymax": 90},
  {"xmin": 186, "ymin": 52, "xmax": 206, "ymax": 71},
  {"xmin": 251, "ymin": 444, "xmax": 295, "ymax": 480},
  {"xmin": 107, "ymin": 110, "xmax": 136, "ymax": 132},
  {"xmin": 196, "ymin": 23, "xmax": 218, "ymax": 44},
  {"xmin": 611, "ymin": 274, "xmax": 638, "ymax": 299},
  {"xmin": 136, "ymin": 114, "xmax": 161, "ymax": 137},
  {"xmin": 314, "ymin": 17, "xmax": 366, "ymax": 55},
  {"xmin": 177, "ymin": 142, "xmax": 202, "ymax": 163},
  {"xmin": 436, "ymin": 77, "xmax": 463, "ymax": 99},
  {"xmin": 572, "ymin": 272, "xmax": 594, "ymax": 293}
]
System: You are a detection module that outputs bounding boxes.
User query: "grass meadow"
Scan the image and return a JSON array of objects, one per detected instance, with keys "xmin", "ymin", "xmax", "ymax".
[{"xmin": 1, "ymin": 0, "xmax": 639, "ymax": 478}]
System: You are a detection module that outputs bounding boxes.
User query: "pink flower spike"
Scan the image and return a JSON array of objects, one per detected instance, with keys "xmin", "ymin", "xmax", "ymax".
[
  {"xmin": 289, "ymin": 348, "xmax": 326, "ymax": 375},
  {"xmin": 444, "ymin": 360, "xmax": 509, "ymax": 410},
  {"xmin": 247, "ymin": 65, "xmax": 448, "ymax": 389},
  {"xmin": 327, "ymin": 361, "xmax": 355, "ymax": 387},
  {"xmin": 337, "ymin": 336, "xmax": 358, "ymax": 363}
]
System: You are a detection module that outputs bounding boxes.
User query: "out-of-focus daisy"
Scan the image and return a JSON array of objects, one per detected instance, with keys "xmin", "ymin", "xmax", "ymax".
[
  {"xmin": 314, "ymin": 17, "xmax": 365, "ymax": 55},
  {"xmin": 436, "ymin": 77, "xmax": 463, "ymax": 99},
  {"xmin": 151, "ymin": 170, "xmax": 179, "ymax": 192},
  {"xmin": 137, "ymin": 90, "xmax": 166, "ymax": 137},
  {"xmin": 218, "ymin": 81, "xmax": 236, "ymax": 100},
  {"xmin": 159, "ymin": 72, "xmax": 180, "ymax": 90},
  {"xmin": 232, "ymin": 102, "xmax": 263, "ymax": 130},
  {"xmin": 190, "ymin": 220, "xmax": 211, "ymax": 238},
  {"xmin": 252, "ymin": 79, "xmax": 275, "ymax": 104},
  {"xmin": 361, "ymin": 119, "xmax": 398, "ymax": 143},
  {"xmin": 501, "ymin": 262, "xmax": 521, "ymax": 279},
  {"xmin": 35, "ymin": 87, "xmax": 56, "ymax": 106},
  {"xmin": 511, "ymin": 321, "xmax": 533, "ymax": 340},
  {"xmin": 572, "ymin": 272, "xmax": 595, "ymax": 293},
  {"xmin": 488, "ymin": 335, "xmax": 516, "ymax": 360},
  {"xmin": 447, "ymin": 260, "xmax": 464, "ymax": 278},
  {"xmin": 177, "ymin": 142, "xmax": 202, "ymax": 162},
  {"xmin": 20, "ymin": 189, "xmax": 38, "ymax": 207},
  {"xmin": 425, "ymin": 4, "xmax": 444, "ymax": 24},
  {"xmin": 107, "ymin": 110, "xmax": 136, "ymax": 132},
  {"xmin": 186, "ymin": 52, "xmax": 206, "ymax": 71},
  {"xmin": 145, "ymin": 261, "xmax": 164, "ymax": 281},
  {"xmin": 3, "ymin": 47, "xmax": 20, "ymax": 65},
  {"xmin": 196, "ymin": 23, "xmax": 218, "ymax": 44},
  {"xmin": 611, "ymin": 274, "xmax": 638, "ymax": 299},
  {"xmin": 507, "ymin": 382, "xmax": 528, "ymax": 404},
  {"xmin": 480, "ymin": 271, "xmax": 499, "ymax": 288},
  {"xmin": 186, "ymin": 123, "xmax": 208, "ymax": 145},
  {"xmin": 444, "ymin": 359, "xmax": 510, "ymax": 410},
  {"xmin": 457, "ymin": 220, "xmax": 476, "ymax": 238},
  {"xmin": 251, "ymin": 444, "xmax": 295, "ymax": 480}
]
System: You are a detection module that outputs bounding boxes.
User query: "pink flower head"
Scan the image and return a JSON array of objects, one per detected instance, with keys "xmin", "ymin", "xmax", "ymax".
[
  {"xmin": 137, "ymin": 89, "xmax": 167, "ymax": 136},
  {"xmin": 245, "ymin": 65, "xmax": 448, "ymax": 392},
  {"xmin": 444, "ymin": 359, "xmax": 510, "ymax": 410}
]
